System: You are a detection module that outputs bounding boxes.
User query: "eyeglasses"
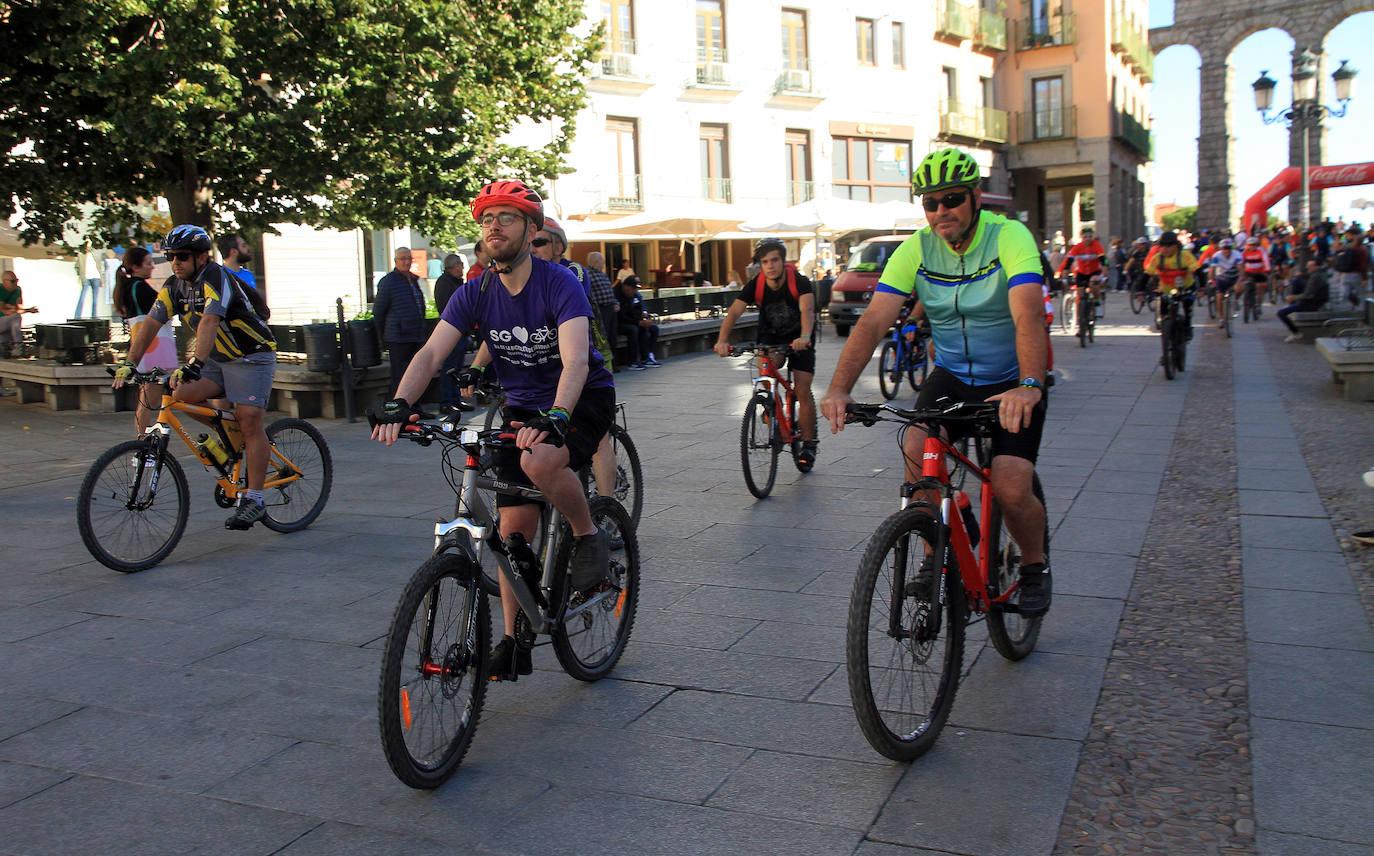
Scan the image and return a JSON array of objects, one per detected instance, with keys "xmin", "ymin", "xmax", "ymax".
[
  {"xmin": 479, "ymin": 212, "xmax": 523, "ymax": 228},
  {"xmin": 167, "ymin": 251, "xmax": 196, "ymax": 262},
  {"xmin": 922, "ymin": 191, "xmax": 969, "ymax": 212},
  {"xmin": 530, "ymin": 237, "xmax": 551, "ymax": 248}
]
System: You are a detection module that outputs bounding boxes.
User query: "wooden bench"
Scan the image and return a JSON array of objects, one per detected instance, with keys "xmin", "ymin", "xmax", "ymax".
[
  {"xmin": 0, "ymin": 360, "xmax": 129, "ymax": 412},
  {"xmin": 270, "ymin": 362, "xmax": 392, "ymax": 419},
  {"xmin": 1315, "ymin": 336, "xmax": 1374, "ymax": 401}
]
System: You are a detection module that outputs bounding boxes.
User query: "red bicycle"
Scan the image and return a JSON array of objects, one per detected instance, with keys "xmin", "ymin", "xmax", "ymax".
[
  {"xmin": 731, "ymin": 343, "xmax": 809, "ymax": 498},
  {"xmin": 843, "ymin": 400, "xmax": 1049, "ymax": 761}
]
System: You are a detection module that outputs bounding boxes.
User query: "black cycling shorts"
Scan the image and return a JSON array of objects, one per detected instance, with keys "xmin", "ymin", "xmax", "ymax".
[
  {"xmin": 759, "ymin": 341, "xmax": 816, "ymax": 375},
  {"xmin": 493, "ymin": 386, "xmax": 616, "ymax": 508},
  {"xmin": 914, "ymin": 368, "xmax": 1047, "ymax": 464}
]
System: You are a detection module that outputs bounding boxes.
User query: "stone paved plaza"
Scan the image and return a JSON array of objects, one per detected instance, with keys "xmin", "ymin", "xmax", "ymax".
[{"xmin": 1, "ymin": 306, "xmax": 1371, "ymax": 856}]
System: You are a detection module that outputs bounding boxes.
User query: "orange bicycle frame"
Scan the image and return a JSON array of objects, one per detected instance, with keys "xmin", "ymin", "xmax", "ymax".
[
  {"xmin": 754, "ymin": 352, "xmax": 796, "ymax": 444},
  {"xmin": 151, "ymin": 393, "xmax": 301, "ymax": 501},
  {"xmin": 917, "ymin": 432, "xmax": 1010, "ymax": 614}
]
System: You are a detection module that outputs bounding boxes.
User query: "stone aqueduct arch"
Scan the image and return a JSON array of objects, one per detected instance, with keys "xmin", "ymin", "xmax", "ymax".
[{"xmin": 1150, "ymin": 0, "xmax": 1374, "ymax": 229}]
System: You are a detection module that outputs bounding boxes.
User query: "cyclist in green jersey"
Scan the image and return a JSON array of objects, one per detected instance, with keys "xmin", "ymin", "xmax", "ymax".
[{"xmin": 820, "ymin": 148, "xmax": 1052, "ymax": 615}]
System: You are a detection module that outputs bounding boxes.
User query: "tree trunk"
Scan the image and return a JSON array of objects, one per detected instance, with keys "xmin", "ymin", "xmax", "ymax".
[{"xmin": 163, "ymin": 160, "xmax": 215, "ymax": 230}]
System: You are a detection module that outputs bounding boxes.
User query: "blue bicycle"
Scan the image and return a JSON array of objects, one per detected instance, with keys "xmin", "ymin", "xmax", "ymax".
[{"xmin": 877, "ymin": 312, "xmax": 929, "ymax": 401}]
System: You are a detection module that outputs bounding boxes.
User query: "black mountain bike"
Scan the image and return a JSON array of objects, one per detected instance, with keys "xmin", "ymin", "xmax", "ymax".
[{"xmin": 1158, "ymin": 288, "xmax": 1189, "ymax": 381}]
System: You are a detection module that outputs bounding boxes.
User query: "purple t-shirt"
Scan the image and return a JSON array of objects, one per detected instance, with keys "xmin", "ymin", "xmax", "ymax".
[{"xmin": 440, "ymin": 257, "xmax": 614, "ymax": 409}]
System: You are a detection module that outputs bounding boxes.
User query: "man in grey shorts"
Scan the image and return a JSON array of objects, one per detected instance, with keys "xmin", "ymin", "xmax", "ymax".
[{"xmin": 113, "ymin": 225, "xmax": 278, "ymax": 530}]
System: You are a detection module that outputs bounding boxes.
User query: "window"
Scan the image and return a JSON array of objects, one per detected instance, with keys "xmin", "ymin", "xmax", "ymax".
[
  {"xmin": 856, "ymin": 18, "xmax": 875, "ymax": 65},
  {"xmin": 1032, "ymin": 75, "xmax": 1064, "ymax": 138},
  {"xmin": 891, "ymin": 22, "xmax": 905, "ymax": 69},
  {"xmin": 696, "ymin": 0, "xmax": 725, "ymax": 62},
  {"xmin": 700, "ymin": 123, "xmax": 730, "ymax": 201},
  {"xmin": 781, "ymin": 8, "xmax": 808, "ymax": 69},
  {"xmin": 942, "ymin": 67, "xmax": 958, "ymax": 106},
  {"xmin": 785, "ymin": 130, "xmax": 812, "ymax": 205},
  {"xmin": 833, "ymin": 137, "xmax": 911, "ymax": 203},
  {"xmin": 606, "ymin": 117, "xmax": 641, "ymax": 207},
  {"xmin": 980, "ymin": 76, "xmax": 995, "ymax": 109},
  {"xmin": 602, "ymin": 0, "xmax": 634, "ymax": 53}
]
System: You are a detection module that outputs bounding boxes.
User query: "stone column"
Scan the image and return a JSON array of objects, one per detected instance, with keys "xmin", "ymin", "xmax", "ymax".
[
  {"xmin": 1287, "ymin": 46, "xmax": 1328, "ymax": 227},
  {"xmin": 1196, "ymin": 53, "xmax": 1235, "ymax": 230}
]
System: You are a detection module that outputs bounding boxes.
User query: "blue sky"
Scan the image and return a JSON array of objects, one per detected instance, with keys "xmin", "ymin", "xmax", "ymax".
[{"xmin": 1149, "ymin": 2, "xmax": 1374, "ymax": 226}]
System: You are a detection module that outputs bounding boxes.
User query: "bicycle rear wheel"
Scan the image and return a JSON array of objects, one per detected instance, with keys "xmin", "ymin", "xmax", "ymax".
[
  {"xmin": 605, "ymin": 424, "xmax": 643, "ymax": 527},
  {"xmin": 1129, "ymin": 287, "xmax": 1146, "ymax": 315},
  {"xmin": 740, "ymin": 393, "xmax": 779, "ymax": 499},
  {"xmin": 878, "ymin": 340, "xmax": 902, "ymax": 401},
  {"xmin": 378, "ymin": 553, "xmax": 490, "ymax": 789},
  {"xmin": 847, "ymin": 506, "xmax": 966, "ymax": 762},
  {"xmin": 1060, "ymin": 292, "xmax": 1075, "ymax": 333},
  {"xmin": 1077, "ymin": 296, "xmax": 1088, "ymax": 348},
  {"xmin": 986, "ymin": 475, "xmax": 1048, "ymax": 661},
  {"xmin": 260, "ymin": 418, "xmax": 333, "ymax": 532},
  {"xmin": 1205, "ymin": 290, "xmax": 1218, "ymax": 319},
  {"xmin": 551, "ymin": 497, "xmax": 640, "ymax": 681},
  {"xmin": 77, "ymin": 439, "xmax": 190, "ymax": 573}
]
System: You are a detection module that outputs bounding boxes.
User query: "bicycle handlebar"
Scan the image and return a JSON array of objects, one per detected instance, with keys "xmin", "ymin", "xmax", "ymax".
[
  {"xmin": 844, "ymin": 399, "xmax": 1000, "ymax": 428},
  {"xmin": 366, "ymin": 408, "xmax": 519, "ymax": 449},
  {"xmin": 107, "ymin": 367, "xmax": 168, "ymax": 385},
  {"xmin": 729, "ymin": 343, "xmax": 799, "ymax": 358}
]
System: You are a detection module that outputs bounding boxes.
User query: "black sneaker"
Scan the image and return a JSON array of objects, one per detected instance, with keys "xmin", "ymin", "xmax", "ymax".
[
  {"xmin": 1017, "ymin": 562, "xmax": 1052, "ymax": 616},
  {"xmin": 797, "ymin": 440, "xmax": 819, "ymax": 472},
  {"xmin": 225, "ymin": 501, "xmax": 265, "ymax": 530},
  {"xmin": 486, "ymin": 635, "xmax": 533, "ymax": 682},
  {"xmin": 903, "ymin": 556, "xmax": 938, "ymax": 600},
  {"xmin": 570, "ymin": 528, "xmax": 609, "ymax": 593}
]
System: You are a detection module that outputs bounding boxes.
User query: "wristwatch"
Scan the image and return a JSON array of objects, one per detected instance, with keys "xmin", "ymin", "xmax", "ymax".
[{"xmin": 1019, "ymin": 377, "xmax": 1044, "ymax": 391}]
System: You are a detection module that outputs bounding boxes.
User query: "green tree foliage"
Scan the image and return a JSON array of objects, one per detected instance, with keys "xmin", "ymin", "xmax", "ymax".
[
  {"xmin": 0, "ymin": 0, "xmax": 596, "ymax": 247},
  {"xmin": 1161, "ymin": 205, "xmax": 1197, "ymax": 234}
]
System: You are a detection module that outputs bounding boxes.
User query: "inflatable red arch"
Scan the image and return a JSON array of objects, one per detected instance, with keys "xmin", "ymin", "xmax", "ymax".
[{"xmin": 1242, "ymin": 162, "xmax": 1374, "ymax": 231}]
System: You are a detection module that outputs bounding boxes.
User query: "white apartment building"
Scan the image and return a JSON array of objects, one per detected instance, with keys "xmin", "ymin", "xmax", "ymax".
[{"xmin": 540, "ymin": 0, "xmax": 1015, "ymax": 284}]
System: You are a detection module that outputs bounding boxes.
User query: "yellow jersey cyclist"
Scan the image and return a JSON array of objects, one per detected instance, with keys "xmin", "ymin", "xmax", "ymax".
[
  {"xmin": 371, "ymin": 180, "xmax": 616, "ymax": 682},
  {"xmin": 1144, "ymin": 231, "xmax": 1201, "ymax": 338},
  {"xmin": 112, "ymin": 224, "xmax": 278, "ymax": 531},
  {"xmin": 820, "ymin": 147, "xmax": 1052, "ymax": 616}
]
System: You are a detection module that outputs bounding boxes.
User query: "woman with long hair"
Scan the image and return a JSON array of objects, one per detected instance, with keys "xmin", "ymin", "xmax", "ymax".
[{"xmin": 114, "ymin": 247, "xmax": 178, "ymax": 434}]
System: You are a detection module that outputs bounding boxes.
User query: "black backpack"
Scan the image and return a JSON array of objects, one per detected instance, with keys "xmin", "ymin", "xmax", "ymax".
[{"xmin": 1332, "ymin": 246, "xmax": 1358, "ymax": 273}]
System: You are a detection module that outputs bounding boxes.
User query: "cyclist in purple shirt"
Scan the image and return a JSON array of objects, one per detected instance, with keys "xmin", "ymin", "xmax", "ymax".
[{"xmin": 372, "ymin": 180, "xmax": 616, "ymax": 681}]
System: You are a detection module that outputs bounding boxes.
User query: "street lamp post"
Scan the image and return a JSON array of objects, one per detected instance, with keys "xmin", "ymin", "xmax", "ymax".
[{"xmin": 1252, "ymin": 49, "xmax": 1357, "ymax": 231}]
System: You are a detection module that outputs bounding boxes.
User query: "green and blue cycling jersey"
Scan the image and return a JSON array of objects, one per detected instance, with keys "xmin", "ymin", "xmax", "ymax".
[{"xmin": 877, "ymin": 209, "xmax": 1044, "ymax": 386}]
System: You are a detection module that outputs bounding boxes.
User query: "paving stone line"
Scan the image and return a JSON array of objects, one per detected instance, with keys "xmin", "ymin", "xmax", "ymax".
[
  {"xmin": 1257, "ymin": 325, "xmax": 1374, "ymax": 626},
  {"xmin": 1054, "ymin": 331, "xmax": 1257, "ymax": 855}
]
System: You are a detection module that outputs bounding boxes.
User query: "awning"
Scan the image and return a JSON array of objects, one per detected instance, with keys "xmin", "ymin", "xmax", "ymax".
[{"xmin": 0, "ymin": 224, "xmax": 73, "ymax": 260}]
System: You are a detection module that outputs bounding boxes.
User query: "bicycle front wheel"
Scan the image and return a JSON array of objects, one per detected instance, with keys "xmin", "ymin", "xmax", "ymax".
[
  {"xmin": 1160, "ymin": 317, "xmax": 1176, "ymax": 380},
  {"xmin": 740, "ymin": 393, "xmax": 779, "ymax": 499},
  {"xmin": 878, "ymin": 340, "xmax": 902, "ymax": 401},
  {"xmin": 1129, "ymin": 287, "xmax": 1146, "ymax": 315},
  {"xmin": 1059, "ymin": 293, "xmax": 1075, "ymax": 333},
  {"xmin": 77, "ymin": 439, "xmax": 190, "ymax": 573},
  {"xmin": 987, "ymin": 475, "xmax": 1048, "ymax": 661},
  {"xmin": 847, "ymin": 506, "xmax": 966, "ymax": 762},
  {"xmin": 551, "ymin": 497, "xmax": 640, "ymax": 681},
  {"xmin": 907, "ymin": 350, "xmax": 929, "ymax": 391},
  {"xmin": 378, "ymin": 553, "xmax": 490, "ymax": 789},
  {"xmin": 260, "ymin": 418, "xmax": 333, "ymax": 533},
  {"xmin": 1205, "ymin": 291, "xmax": 1218, "ymax": 319}
]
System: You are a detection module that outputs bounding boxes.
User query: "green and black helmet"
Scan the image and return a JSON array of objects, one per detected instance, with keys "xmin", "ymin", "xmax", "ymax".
[{"xmin": 912, "ymin": 148, "xmax": 982, "ymax": 195}]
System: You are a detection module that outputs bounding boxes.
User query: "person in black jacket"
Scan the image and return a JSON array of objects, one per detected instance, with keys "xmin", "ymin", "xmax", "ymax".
[
  {"xmin": 616, "ymin": 276, "xmax": 660, "ymax": 370},
  {"xmin": 433, "ymin": 253, "xmax": 468, "ymax": 407},
  {"xmin": 1279, "ymin": 257, "xmax": 1330, "ymax": 342},
  {"xmin": 373, "ymin": 246, "xmax": 427, "ymax": 395}
]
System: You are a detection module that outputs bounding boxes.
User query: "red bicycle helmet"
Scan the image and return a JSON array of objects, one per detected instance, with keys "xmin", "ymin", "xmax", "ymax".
[{"xmin": 470, "ymin": 180, "xmax": 544, "ymax": 224}]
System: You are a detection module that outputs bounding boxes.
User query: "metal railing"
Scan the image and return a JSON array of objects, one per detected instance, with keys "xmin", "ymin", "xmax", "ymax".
[
  {"xmin": 939, "ymin": 102, "xmax": 1010, "ymax": 144},
  {"xmin": 1016, "ymin": 106, "xmax": 1077, "ymax": 142},
  {"xmin": 975, "ymin": 12, "xmax": 1008, "ymax": 51},
  {"xmin": 1115, "ymin": 24, "xmax": 1155, "ymax": 80},
  {"xmin": 598, "ymin": 38, "xmax": 639, "ymax": 79},
  {"xmin": 787, "ymin": 180, "xmax": 815, "ymax": 206},
  {"xmin": 1017, "ymin": 12, "xmax": 1075, "ymax": 49},
  {"xmin": 607, "ymin": 174, "xmax": 643, "ymax": 210},
  {"xmin": 1115, "ymin": 111, "xmax": 1152, "ymax": 157},
  {"xmin": 935, "ymin": 0, "xmax": 978, "ymax": 40},
  {"xmin": 695, "ymin": 47, "xmax": 730, "ymax": 86},
  {"xmin": 774, "ymin": 58, "xmax": 813, "ymax": 94},
  {"xmin": 702, "ymin": 177, "xmax": 733, "ymax": 203}
]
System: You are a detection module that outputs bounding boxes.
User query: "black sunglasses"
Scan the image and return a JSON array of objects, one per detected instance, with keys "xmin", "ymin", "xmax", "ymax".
[
  {"xmin": 166, "ymin": 251, "xmax": 197, "ymax": 261},
  {"xmin": 922, "ymin": 190, "xmax": 969, "ymax": 212},
  {"xmin": 531, "ymin": 237, "xmax": 552, "ymax": 248}
]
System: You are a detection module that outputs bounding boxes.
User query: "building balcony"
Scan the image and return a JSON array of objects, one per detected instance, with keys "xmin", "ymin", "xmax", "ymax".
[
  {"xmin": 975, "ymin": 12, "xmax": 1008, "ymax": 51},
  {"xmin": 1016, "ymin": 107, "xmax": 1077, "ymax": 143},
  {"xmin": 605, "ymin": 174, "xmax": 644, "ymax": 211},
  {"xmin": 775, "ymin": 59, "xmax": 814, "ymax": 94},
  {"xmin": 684, "ymin": 47, "xmax": 740, "ymax": 100},
  {"xmin": 939, "ymin": 102, "xmax": 1009, "ymax": 145},
  {"xmin": 935, "ymin": 0, "xmax": 978, "ymax": 41},
  {"xmin": 1114, "ymin": 111, "xmax": 1153, "ymax": 158},
  {"xmin": 702, "ymin": 177, "xmax": 733, "ymax": 204},
  {"xmin": 589, "ymin": 39, "xmax": 652, "ymax": 93},
  {"xmin": 787, "ymin": 180, "xmax": 816, "ymax": 207},
  {"xmin": 1016, "ymin": 13, "xmax": 1075, "ymax": 50}
]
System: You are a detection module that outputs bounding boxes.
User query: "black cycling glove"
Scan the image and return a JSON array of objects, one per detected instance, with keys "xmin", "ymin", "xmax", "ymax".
[
  {"xmin": 171, "ymin": 357, "xmax": 203, "ymax": 385},
  {"xmin": 451, "ymin": 364, "xmax": 488, "ymax": 390},
  {"xmin": 522, "ymin": 407, "xmax": 570, "ymax": 447},
  {"xmin": 376, "ymin": 397, "xmax": 422, "ymax": 424}
]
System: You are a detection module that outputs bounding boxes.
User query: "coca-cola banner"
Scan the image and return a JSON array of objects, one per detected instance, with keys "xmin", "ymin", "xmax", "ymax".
[{"xmin": 1242, "ymin": 162, "xmax": 1374, "ymax": 230}]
